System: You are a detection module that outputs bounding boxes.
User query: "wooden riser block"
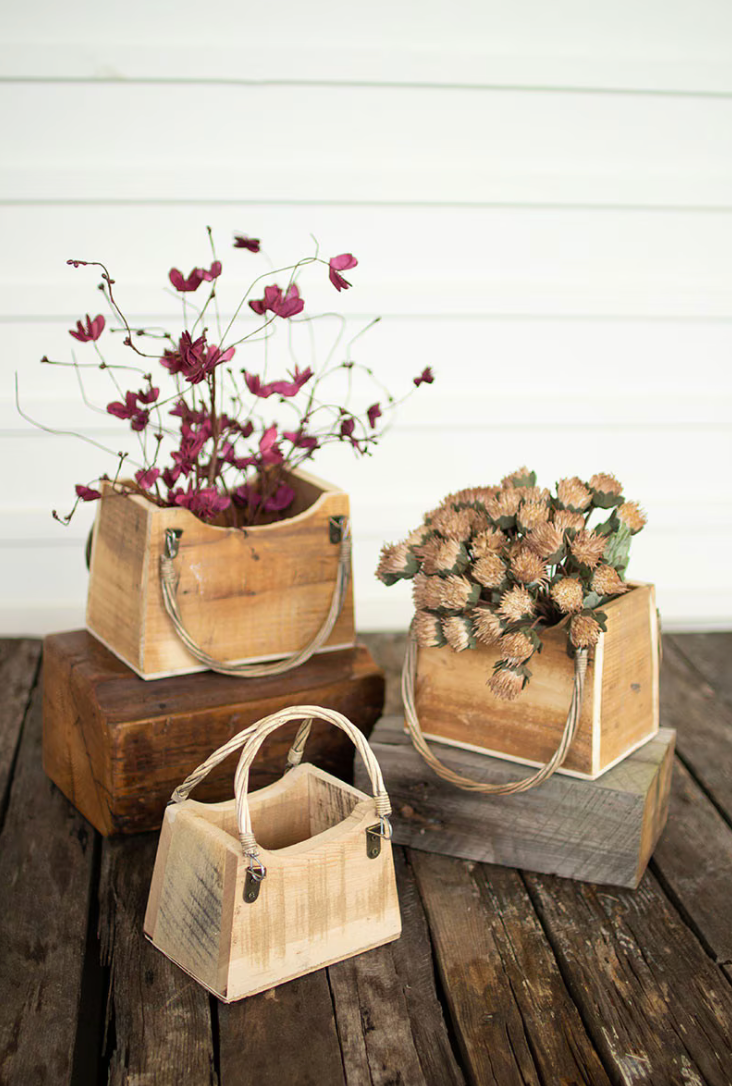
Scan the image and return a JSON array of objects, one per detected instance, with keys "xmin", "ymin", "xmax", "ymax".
[
  {"xmin": 355, "ymin": 717, "xmax": 675, "ymax": 888},
  {"xmin": 42, "ymin": 631, "xmax": 385, "ymax": 837}
]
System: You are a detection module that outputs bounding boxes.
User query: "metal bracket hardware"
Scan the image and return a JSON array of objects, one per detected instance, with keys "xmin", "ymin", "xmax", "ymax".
[
  {"xmin": 366, "ymin": 825, "xmax": 383, "ymax": 860},
  {"xmin": 329, "ymin": 516, "xmax": 345, "ymax": 544},
  {"xmin": 244, "ymin": 870, "xmax": 263, "ymax": 903},
  {"xmin": 164, "ymin": 527, "xmax": 184, "ymax": 559}
]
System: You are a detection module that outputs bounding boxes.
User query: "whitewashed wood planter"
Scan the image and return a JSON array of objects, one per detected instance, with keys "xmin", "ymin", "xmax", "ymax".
[
  {"xmin": 86, "ymin": 468, "xmax": 355, "ymax": 680},
  {"xmin": 412, "ymin": 583, "xmax": 660, "ymax": 780},
  {"xmin": 144, "ymin": 706, "xmax": 402, "ymax": 1002}
]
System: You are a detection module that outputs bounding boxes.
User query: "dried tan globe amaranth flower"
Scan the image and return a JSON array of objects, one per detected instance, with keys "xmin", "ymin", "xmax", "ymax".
[
  {"xmin": 376, "ymin": 541, "xmax": 412, "ymax": 582},
  {"xmin": 616, "ymin": 501, "xmax": 647, "ymax": 533},
  {"xmin": 509, "ymin": 545, "xmax": 547, "ymax": 585},
  {"xmin": 570, "ymin": 529, "xmax": 607, "ymax": 570},
  {"xmin": 570, "ymin": 613, "xmax": 602, "ymax": 649},
  {"xmin": 439, "ymin": 574, "xmax": 478, "ymax": 610},
  {"xmin": 557, "ymin": 476, "xmax": 592, "ymax": 512},
  {"xmin": 553, "ymin": 509, "xmax": 586, "ymax": 532},
  {"xmin": 442, "ymin": 485, "xmax": 500, "ymax": 508},
  {"xmin": 471, "ymin": 607, "xmax": 504, "ymax": 645},
  {"xmin": 429, "ymin": 506, "xmax": 475, "ymax": 542},
  {"xmin": 442, "ymin": 615, "xmax": 474, "ymax": 652},
  {"xmin": 518, "ymin": 486, "xmax": 551, "ymax": 504},
  {"xmin": 472, "ymin": 527, "xmax": 507, "ymax": 557},
  {"xmin": 421, "ymin": 537, "xmax": 465, "ymax": 576},
  {"xmin": 526, "ymin": 522, "xmax": 565, "ymax": 560},
  {"xmin": 517, "ymin": 500, "xmax": 551, "ymax": 532},
  {"xmin": 498, "ymin": 585, "xmax": 535, "ymax": 622},
  {"xmin": 489, "ymin": 666, "xmax": 525, "ymax": 701},
  {"xmin": 472, "ymin": 552, "xmax": 507, "ymax": 588},
  {"xmin": 412, "ymin": 572, "xmax": 445, "ymax": 611},
  {"xmin": 486, "ymin": 489, "xmax": 522, "ymax": 522},
  {"xmin": 405, "ymin": 524, "xmax": 431, "ymax": 550},
  {"xmin": 592, "ymin": 564, "xmax": 628, "ymax": 597},
  {"xmin": 413, "ymin": 610, "xmax": 445, "ymax": 648},
  {"xmin": 501, "ymin": 466, "xmax": 532, "ymax": 488},
  {"xmin": 498, "ymin": 630, "xmax": 534, "ymax": 665},
  {"xmin": 550, "ymin": 576, "xmax": 584, "ymax": 614},
  {"xmin": 589, "ymin": 473, "xmax": 622, "ymax": 496}
]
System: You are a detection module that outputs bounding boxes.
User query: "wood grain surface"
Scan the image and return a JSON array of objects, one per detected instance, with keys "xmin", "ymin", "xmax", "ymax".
[{"xmin": 2, "ymin": 631, "xmax": 732, "ymax": 1085}]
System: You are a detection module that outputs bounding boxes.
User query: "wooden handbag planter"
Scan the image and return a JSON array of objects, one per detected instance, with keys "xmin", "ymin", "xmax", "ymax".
[
  {"xmin": 411, "ymin": 583, "xmax": 660, "ymax": 781},
  {"xmin": 86, "ymin": 468, "xmax": 355, "ymax": 680},
  {"xmin": 144, "ymin": 706, "xmax": 402, "ymax": 1002}
]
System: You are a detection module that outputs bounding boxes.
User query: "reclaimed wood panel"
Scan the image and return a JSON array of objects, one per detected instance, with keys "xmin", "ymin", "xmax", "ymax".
[
  {"xmin": 525, "ymin": 869, "xmax": 732, "ymax": 1085},
  {"xmin": 651, "ymin": 758, "xmax": 732, "ymax": 965},
  {"xmin": 43, "ymin": 630, "xmax": 384, "ymax": 835},
  {"xmin": 668, "ymin": 631, "xmax": 732, "ymax": 712},
  {"xmin": 660, "ymin": 637, "xmax": 732, "ymax": 823},
  {"xmin": 99, "ymin": 834, "xmax": 217, "ymax": 1086},
  {"xmin": 409, "ymin": 850, "xmax": 610, "ymax": 1085},
  {"xmin": 0, "ymin": 638, "xmax": 41, "ymax": 815},
  {"xmin": 0, "ymin": 676, "xmax": 95, "ymax": 1086}
]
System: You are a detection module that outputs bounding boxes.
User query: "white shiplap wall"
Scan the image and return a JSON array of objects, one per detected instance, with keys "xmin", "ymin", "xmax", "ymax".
[{"xmin": 2, "ymin": 0, "xmax": 732, "ymax": 635}]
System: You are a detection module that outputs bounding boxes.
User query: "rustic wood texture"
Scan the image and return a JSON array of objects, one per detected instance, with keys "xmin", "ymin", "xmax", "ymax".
[
  {"xmin": 0, "ymin": 678, "xmax": 95, "ymax": 1086},
  {"xmin": 87, "ymin": 468, "xmax": 355, "ymax": 679},
  {"xmin": 145, "ymin": 765, "xmax": 402, "ymax": 1001},
  {"xmin": 99, "ymin": 834, "xmax": 218, "ymax": 1086},
  {"xmin": 0, "ymin": 639, "xmax": 41, "ymax": 816},
  {"xmin": 3, "ymin": 632, "xmax": 732, "ymax": 1085},
  {"xmin": 525, "ymin": 869, "xmax": 732, "ymax": 1085},
  {"xmin": 414, "ymin": 583, "xmax": 658, "ymax": 778},
  {"xmin": 660, "ymin": 636, "xmax": 732, "ymax": 822},
  {"xmin": 409, "ymin": 850, "xmax": 610, "ymax": 1085},
  {"xmin": 358, "ymin": 715, "xmax": 674, "ymax": 887},
  {"xmin": 42, "ymin": 630, "xmax": 385, "ymax": 835}
]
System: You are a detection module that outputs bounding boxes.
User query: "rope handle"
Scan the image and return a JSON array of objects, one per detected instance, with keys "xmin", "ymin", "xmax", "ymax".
[
  {"xmin": 158, "ymin": 517, "xmax": 352, "ymax": 678},
  {"xmin": 402, "ymin": 630, "xmax": 589, "ymax": 794},
  {"xmin": 169, "ymin": 705, "xmax": 392, "ymax": 863}
]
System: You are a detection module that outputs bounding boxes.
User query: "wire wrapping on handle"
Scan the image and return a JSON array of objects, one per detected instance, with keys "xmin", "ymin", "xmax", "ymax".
[
  {"xmin": 402, "ymin": 629, "xmax": 589, "ymax": 795},
  {"xmin": 169, "ymin": 705, "xmax": 391, "ymax": 870},
  {"xmin": 159, "ymin": 518, "xmax": 352, "ymax": 677}
]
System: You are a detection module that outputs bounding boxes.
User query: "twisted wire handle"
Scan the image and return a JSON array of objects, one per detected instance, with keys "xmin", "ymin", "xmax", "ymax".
[
  {"xmin": 402, "ymin": 629, "xmax": 589, "ymax": 794},
  {"xmin": 159, "ymin": 518, "xmax": 352, "ymax": 677}
]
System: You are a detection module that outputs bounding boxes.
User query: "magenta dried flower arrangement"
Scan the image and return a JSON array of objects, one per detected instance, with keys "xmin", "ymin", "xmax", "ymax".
[
  {"xmin": 37, "ymin": 229, "xmax": 433, "ymax": 526},
  {"xmin": 376, "ymin": 468, "xmax": 646, "ymax": 700}
]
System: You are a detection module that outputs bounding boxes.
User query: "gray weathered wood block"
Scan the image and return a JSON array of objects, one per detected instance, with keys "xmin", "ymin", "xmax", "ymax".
[{"xmin": 356, "ymin": 717, "xmax": 675, "ymax": 888}]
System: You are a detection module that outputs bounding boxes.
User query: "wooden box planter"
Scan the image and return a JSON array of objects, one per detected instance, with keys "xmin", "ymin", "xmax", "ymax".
[
  {"xmin": 86, "ymin": 468, "xmax": 355, "ymax": 680},
  {"xmin": 413, "ymin": 583, "xmax": 660, "ymax": 780},
  {"xmin": 145, "ymin": 707, "xmax": 402, "ymax": 1002}
]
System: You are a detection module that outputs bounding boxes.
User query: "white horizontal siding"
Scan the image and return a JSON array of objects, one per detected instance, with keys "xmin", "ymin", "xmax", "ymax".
[
  {"xmin": 2, "ymin": 5, "xmax": 731, "ymax": 634},
  {"xmin": 2, "ymin": 0, "xmax": 732, "ymax": 93}
]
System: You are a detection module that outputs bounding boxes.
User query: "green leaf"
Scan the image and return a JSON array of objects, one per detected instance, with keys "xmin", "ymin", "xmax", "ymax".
[
  {"xmin": 592, "ymin": 491, "xmax": 624, "ymax": 509},
  {"xmin": 582, "ymin": 591, "xmax": 602, "ymax": 610},
  {"xmin": 603, "ymin": 523, "xmax": 632, "ymax": 573}
]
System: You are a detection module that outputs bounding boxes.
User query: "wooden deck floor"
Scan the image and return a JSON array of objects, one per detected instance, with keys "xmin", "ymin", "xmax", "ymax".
[{"xmin": 1, "ymin": 632, "xmax": 731, "ymax": 1085}]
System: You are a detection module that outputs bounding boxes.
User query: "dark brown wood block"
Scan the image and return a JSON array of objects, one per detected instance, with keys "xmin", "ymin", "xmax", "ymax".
[{"xmin": 42, "ymin": 630, "xmax": 385, "ymax": 836}]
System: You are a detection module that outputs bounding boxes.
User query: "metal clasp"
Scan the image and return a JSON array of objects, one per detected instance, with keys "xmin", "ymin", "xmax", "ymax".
[
  {"xmin": 164, "ymin": 527, "xmax": 183, "ymax": 559},
  {"xmin": 366, "ymin": 816, "xmax": 393, "ymax": 859},
  {"xmin": 329, "ymin": 516, "xmax": 345, "ymax": 544},
  {"xmin": 244, "ymin": 855, "xmax": 267, "ymax": 904}
]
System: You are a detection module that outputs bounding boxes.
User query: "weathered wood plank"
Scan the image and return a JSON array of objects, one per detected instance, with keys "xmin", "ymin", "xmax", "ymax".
[
  {"xmin": 525, "ymin": 868, "xmax": 732, "ymax": 1085},
  {"xmin": 43, "ymin": 630, "xmax": 384, "ymax": 835},
  {"xmin": 409, "ymin": 850, "xmax": 610, "ymax": 1086},
  {"xmin": 652, "ymin": 757, "xmax": 732, "ymax": 964},
  {"xmin": 668, "ymin": 632, "xmax": 732, "ymax": 711},
  {"xmin": 218, "ymin": 971, "xmax": 346, "ymax": 1086},
  {"xmin": 0, "ymin": 638, "xmax": 41, "ymax": 816},
  {"xmin": 99, "ymin": 834, "xmax": 217, "ymax": 1086},
  {"xmin": 359, "ymin": 633, "xmax": 408, "ymax": 718},
  {"xmin": 660, "ymin": 638, "xmax": 732, "ymax": 822},
  {"xmin": 0, "ymin": 677, "xmax": 95, "ymax": 1086},
  {"xmin": 359, "ymin": 716, "xmax": 674, "ymax": 888},
  {"xmin": 327, "ymin": 850, "xmax": 464, "ymax": 1086}
]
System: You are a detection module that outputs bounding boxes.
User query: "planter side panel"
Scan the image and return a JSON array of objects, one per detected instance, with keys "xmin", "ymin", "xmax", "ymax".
[
  {"xmin": 599, "ymin": 585, "xmax": 659, "ymax": 772},
  {"xmin": 415, "ymin": 627, "xmax": 596, "ymax": 776},
  {"xmin": 143, "ymin": 489, "xmax": 355, "ymax": 677},
  {"xmin": 86, "ymin": 488, "xmax": 149, "ymax": 673}
]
